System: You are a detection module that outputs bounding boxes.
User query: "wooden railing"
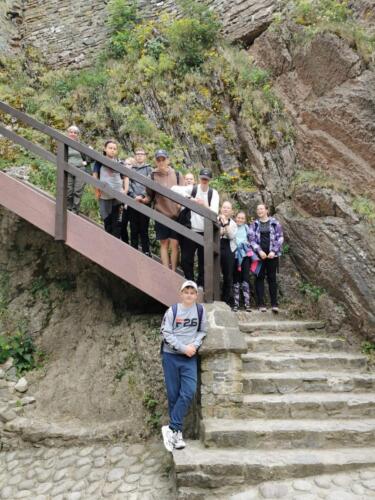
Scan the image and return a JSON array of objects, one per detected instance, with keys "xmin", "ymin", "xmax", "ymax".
[{"xmin": 0, "ymin": 101, "xmax": 221, "ymax": 302}]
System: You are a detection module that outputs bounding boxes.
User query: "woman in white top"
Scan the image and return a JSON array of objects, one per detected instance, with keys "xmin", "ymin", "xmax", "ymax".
[{"xmin": 218, "ymin": 201, "xmax": 237, "ymax": 307}]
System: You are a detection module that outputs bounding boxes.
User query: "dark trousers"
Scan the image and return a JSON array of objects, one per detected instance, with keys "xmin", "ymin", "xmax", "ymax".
[
  {"xmin": 104, "ymin": 204, "xmax": 122, "ymax": 239},
  {"xmin": 162, "ymin": 352, "xmax": 197, "ymax": 432},
  {"xmin": 233, "ymin": 256, "xmax": 251, "ymax": 284},
  {"xmin": 121, "ymin": 207, "xmax": 130, "ymax": 244},
  {"xmin": 220, "ymin": 239, "xmax": 235, "ymax": 306},
  {"xmin": 128, "ymin": 207, "xmax": 150, "ymax": 254},
  {"xmin": 180, "ymin": 233, "xmax": 204, "ymax": 286},
  {"xmin": 255, "ymin": 257, "xmax": 279, "ymax": 307}
]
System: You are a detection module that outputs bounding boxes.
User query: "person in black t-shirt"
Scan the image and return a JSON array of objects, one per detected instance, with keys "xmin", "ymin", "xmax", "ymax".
[{"xmin": 248, "ymin": 204, "xmax": 284, "ymax": 313}]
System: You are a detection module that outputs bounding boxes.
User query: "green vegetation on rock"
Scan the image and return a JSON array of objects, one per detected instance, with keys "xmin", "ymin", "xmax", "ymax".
[
  {"xmin": 279, "ymin": 0, "xmax": 375, "ymax": 62},
  {"xmin": 0, "ymin": 0, "xmax": 292, "ymax": 204}
]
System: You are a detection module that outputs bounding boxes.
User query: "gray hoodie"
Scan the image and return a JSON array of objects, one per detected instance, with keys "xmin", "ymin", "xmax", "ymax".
[
  {"xmin": 128, "ymin": 164, "xmax": 152, "ymax": 199},
  {"xmin": 161, "ymin": 303, "xmax": 207, "ymax": 355}
]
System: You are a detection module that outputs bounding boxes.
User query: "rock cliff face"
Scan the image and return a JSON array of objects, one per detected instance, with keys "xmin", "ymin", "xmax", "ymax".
[
  {"xmin": 249, "ymin": 22, "xmax": 375, "ymax": 339},
  {"xmin": 0, "ymin": 0, "xmax": 22, "ymax": 53}
]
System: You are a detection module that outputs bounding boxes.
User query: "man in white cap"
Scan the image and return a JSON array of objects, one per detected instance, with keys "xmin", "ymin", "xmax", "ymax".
[
  {"xmin": 160, "ymin": 280, "xmax": 207, "ymax": 452},
  {"xmin": 66, "ymin": 125, "xmax": 88, "ymax": 214}
]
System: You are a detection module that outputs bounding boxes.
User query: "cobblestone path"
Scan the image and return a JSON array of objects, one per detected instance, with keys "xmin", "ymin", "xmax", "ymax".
[{"xmin": 0, "ymin": 442, "xmax": 174, "ymax": 499}]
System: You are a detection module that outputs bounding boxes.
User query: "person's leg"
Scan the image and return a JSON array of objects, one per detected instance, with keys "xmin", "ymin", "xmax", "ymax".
[
  {"xmin": 121, "ymin": 206, "xmax": 130, "ymax": 243},
  {"xmin": 170, "ymin": 238, "xmax": 179, "ymax": 272},
  {"xmin": 160, "ymin": 239, "xmax": 170, "ymax": 268},
  {"xmin": 66, "ymin": 173, "xmax": 74, "ymax": 211},
  {"xmin": 267, "ymin": 258, "xmax": 279, "ymax": 307},
  {"xmin": 139, "ymin": 213, "xmax": 150, "ymax": 254},
  {"xmin": 162, "ymin": 353, "xmax": 181, "ymax": 425},
  {"xmin": 72, "ymin": 176, "xmax": 85, "ymax": 213},
  {"xmin": 255, "ymin": 260, "xmax": 266, "ymax": 307},
  {"xmin": 196, "ymin": 234, "xmax": 205, "ymax": 287},
  {"xmin": 129, "ymin": 207, "xmax": 139, "ymax": 249},
  {"xmin": 180, "ymin": 236, "xmax": 196, "ymax": 280},
  {"xmin": 233, "ymin": 261, "xmax": 241, "ymax": 309},
  {"xmin": 169, "ymin": 356, "xmax": 197, "ymax": 432},
  {"xmin": 241, "ymin": 257, "xmax": 251, "ymax": 308},
  {"xmin": 111, "ymin": 204, "xmax": 122, "ymax": 239},
  {"xmin": 221, "ymin": 241, "xmax": 235, "ymax": 306}
]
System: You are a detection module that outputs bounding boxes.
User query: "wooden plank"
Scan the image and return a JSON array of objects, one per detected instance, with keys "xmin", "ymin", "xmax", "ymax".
[
  {"xmin": 204, "ymin": 218, "xmax": 214, "ymax": 303},
  {"xmin": 55, "ymin": 142, "xmax": 68, "ymax": 241},
  {"xmin": 0, "ymin": 101, "xmax": 217, "ymax": 221},
  {"xmin": 0, "ymin": 124, "xmax": 56, "ymax": 164},
  {"xmin": 213, "ymin": 224, "xmax": 221, "ymax": 300},
  {"xmin": 0, "ymin": 172, "xmax": 55, "ymax": 236},
  {"xmin": 0, "ymin": 173, "xmax": 184, "ymax": 306}
]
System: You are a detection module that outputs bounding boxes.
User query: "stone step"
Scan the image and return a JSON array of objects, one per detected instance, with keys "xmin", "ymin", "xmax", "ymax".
[
  {"xmin": 173, "ymin": 442, "xmax": 375, "ymax": 491},
  {"xmin": 234, "ymin": 392, "xmax": 375, "ymax": 419},
  {"xmin": 3, "ymin": 416, "xmax": 132, "ymax": 448},
  {"xmin": 241, "ymin": 352, "xmax": 367, "ymax": 372},
  {"xmin": 201, "ymin": 418, "xmax": 375, "ymax": 449},
  {"xmin": 246, "ymin": 329, "xmax": 330, "ymax": 338},
  {"xmin": 245, "ymin": 335, "xmax": 347, "ymax": 353},
  {"xmin": 238, "ymin": 320, "xmax": 325, "ymax": 333},
  {"xmin": 242, "ymin": 371, "xmax": 375, "ymax": 394}
]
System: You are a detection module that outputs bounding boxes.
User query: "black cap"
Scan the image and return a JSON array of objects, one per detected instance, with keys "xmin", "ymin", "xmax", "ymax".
[
  {"xmin": 199, "ymin": 168, "xmax": 212, "ymax": 179},
  {"xmin": 155, "ymin": 149, "xmax": 169, "ymax": 159}
]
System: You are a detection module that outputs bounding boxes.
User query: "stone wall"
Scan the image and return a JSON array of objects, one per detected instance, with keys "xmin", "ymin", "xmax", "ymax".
[
  {"xmin": 8, "ymin": 0, "xmax": 277, "ymax": 68},
  {"xmin": 0, "ymin": 0, "xmax": 22, "ymax": 54},
  {"xmin": 20, "ymin": 0, "xmax": 109, "ymax": 68}
]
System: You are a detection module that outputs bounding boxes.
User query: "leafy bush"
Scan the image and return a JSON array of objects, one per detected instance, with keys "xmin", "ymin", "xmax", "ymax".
[
  {"xmin": 362, "ymin": 341, "xmax": 375, "ymax": 355},
  {"xmin": 352, "ymin": 196, "xmax": 375, "ymax": 223},
  {"xmin": 299, "ymin": 281, "xmax": 325, "ymax": 302},
  {"xmin": 0, "ymin": 329, "xmax": 43, "ymax": 374}
]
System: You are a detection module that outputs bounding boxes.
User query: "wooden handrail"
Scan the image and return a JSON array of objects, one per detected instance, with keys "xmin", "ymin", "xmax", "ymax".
[
  {"xmin": 0, "ymin": 100, "xmax": 221, "ymax": 302},
  {"xmin": 0, "ymin": 101, "xmax": 216, "ymax": 221}
]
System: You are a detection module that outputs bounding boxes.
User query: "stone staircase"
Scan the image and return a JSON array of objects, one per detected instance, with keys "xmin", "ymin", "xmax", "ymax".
[{"xmin": 173, "ymin": 313, "xmax": 375, "ymax": 499}]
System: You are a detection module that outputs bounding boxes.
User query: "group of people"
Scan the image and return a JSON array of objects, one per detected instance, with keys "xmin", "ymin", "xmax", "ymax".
[
  {"xmin": 65, "ymin": 126, "xmax": 286, "ymax": 453},
  {"xmin": 66, "ymin": 127, "xmax": 284, "ymax": 312}
]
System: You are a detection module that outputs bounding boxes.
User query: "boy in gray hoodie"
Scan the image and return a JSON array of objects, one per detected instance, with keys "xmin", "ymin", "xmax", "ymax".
[{"xmin": 161, "ymin": 281, "xmax": 207, "ymax": 451}]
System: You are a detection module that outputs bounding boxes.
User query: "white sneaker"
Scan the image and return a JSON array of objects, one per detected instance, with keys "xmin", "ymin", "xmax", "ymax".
[
  {"xmin": 161, "ymin": 425, "xmax": 176, "ymax": 452},
  {"xmin": 174, "ymin": 431, "xmax": 186, "ymax": 450}
]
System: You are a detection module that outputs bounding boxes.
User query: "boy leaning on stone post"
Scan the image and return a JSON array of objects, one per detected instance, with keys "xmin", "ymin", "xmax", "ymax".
[{"xmin": 160, "ymin": 280, "xmax": 207, "ymax": 452}]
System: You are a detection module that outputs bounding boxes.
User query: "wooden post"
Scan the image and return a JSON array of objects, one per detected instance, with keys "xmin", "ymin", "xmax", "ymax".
[
  {"xmin": 213, "ymin": 223, "xmax": 221, "ymax": 301},
  {"xmin": 55, "ymin": 141, "xmax": 68, "ymax": 241},
  {"xmin": 204, "ymin": 219, "xmax": 214, "ymax": 303}
]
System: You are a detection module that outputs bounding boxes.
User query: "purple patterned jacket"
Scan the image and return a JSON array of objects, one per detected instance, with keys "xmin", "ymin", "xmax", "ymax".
[{"xmin": 248, "ymin": 217, "xmax": 284, "ymax": 257}]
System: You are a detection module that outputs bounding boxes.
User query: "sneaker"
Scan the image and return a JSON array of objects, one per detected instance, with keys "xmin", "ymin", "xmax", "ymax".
[
  {"xmin": 259, "ymin": 306, "xmax": 267, "ymax": 313},
  {"xmin": 174, "ymin": 431, "xmax": 186, "ymax": 450},
  {"xmin": 245, "ymin": 305, "xmax": 252, "ymax": 312},
  {"xmin": 232, "ymin": 305, "xmax": 239, "ymax": 312},
  {"xmin": 161, "ymin": 425, "xmax": 176, "ymax": 452},
  {"xmin": 272, "ymin": 306, "xmax": 279, "ymax": 314}
]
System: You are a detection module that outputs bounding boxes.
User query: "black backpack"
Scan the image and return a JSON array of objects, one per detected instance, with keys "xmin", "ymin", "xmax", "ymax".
[{"xmin": 178, "ymin": 185, "xmax": 213, "ymax": 229}]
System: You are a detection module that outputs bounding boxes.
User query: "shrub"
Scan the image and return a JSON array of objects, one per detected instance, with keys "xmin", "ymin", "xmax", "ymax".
[
  {"xmin": 352, "ymin": 196, "xmax": 375, "ymax": 223},
  {"xmin": 299, "ymin": 281, "xmax": 325, "ymax": 302},
  {"xmin": 0, "ymin": 329, "xmax": 43, "ymax": 375}
]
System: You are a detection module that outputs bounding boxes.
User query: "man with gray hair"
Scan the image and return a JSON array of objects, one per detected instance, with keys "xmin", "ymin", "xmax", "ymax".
[{"xmin": 66, "ymin": 125, "xmax": 88, "ymax": 214}]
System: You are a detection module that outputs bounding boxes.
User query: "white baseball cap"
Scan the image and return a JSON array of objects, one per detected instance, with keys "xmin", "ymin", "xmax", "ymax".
[{"xmin": 180, "ymin": 280, "xmax": 198, "ymax": 292}]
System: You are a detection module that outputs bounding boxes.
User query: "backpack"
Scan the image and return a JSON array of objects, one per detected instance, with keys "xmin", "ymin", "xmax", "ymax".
[
  {"xmin": 177, "ymin": 185, "xmax": 213, "ymax": 229},
  {"xmin": 160, "ymin": 303, "xmax": 204, "ymax": 353}
]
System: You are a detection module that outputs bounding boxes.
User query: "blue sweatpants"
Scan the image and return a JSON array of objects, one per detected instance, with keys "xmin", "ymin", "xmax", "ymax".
[{"xmin": 162, "ymin": 352, "xmax": 197, "ymax": 432}]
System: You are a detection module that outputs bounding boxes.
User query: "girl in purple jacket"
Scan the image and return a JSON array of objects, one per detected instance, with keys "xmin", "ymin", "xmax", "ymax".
[{"xmin": 248, "ymin": 204, "xmax": 284, "ymax": 313}]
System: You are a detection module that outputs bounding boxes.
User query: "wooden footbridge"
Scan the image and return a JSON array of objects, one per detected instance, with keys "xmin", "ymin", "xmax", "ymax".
[{"xmin": 0, "ymin": 101, "xmax": 220, "ymax": 306}]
